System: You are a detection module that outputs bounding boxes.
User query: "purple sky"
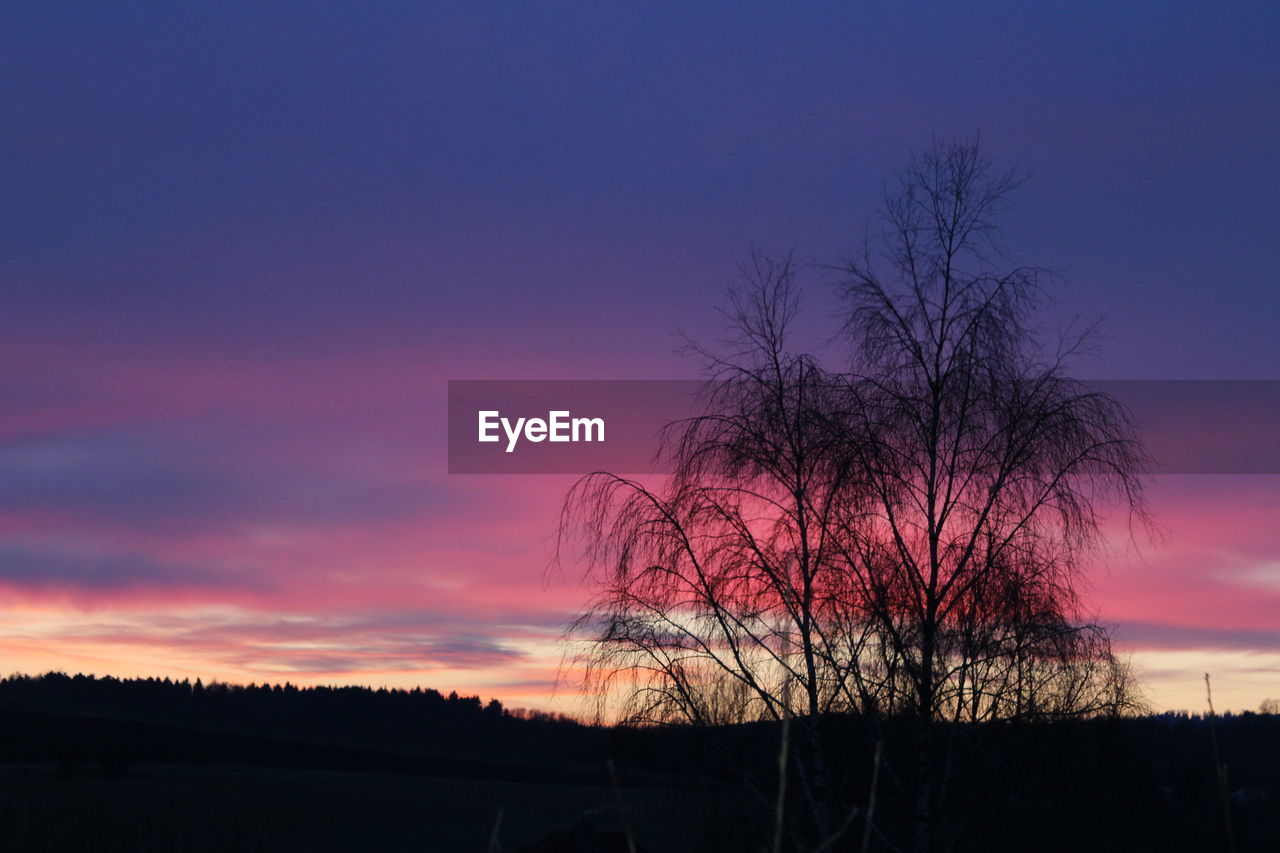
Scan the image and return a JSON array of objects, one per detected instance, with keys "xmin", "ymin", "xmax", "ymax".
[{"xmin": 2, "ymin": 2, "xmax": 1278, "ymax": 711}]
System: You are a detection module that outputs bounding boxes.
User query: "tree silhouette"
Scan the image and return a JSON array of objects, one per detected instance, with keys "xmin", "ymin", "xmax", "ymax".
[
  {"xmin": 558, "ymin": 138, "xmax": 1149, "ymax": 850},
  {"xmin": 832, "ymin": 137, "xmax": 1148, "ymax": 850}
]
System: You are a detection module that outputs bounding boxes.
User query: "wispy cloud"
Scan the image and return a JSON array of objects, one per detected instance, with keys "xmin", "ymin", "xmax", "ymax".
[
  {"xmin": 0, "ymin": 606, "xmax": 570, "ymax": 676},
  {"xmin": 0, "ymin": 541, "xmax": 260, "ymax": 592},
  {"xmin": 1115, "ymin": 621, "xmax": 1280, "ymax": 652}
]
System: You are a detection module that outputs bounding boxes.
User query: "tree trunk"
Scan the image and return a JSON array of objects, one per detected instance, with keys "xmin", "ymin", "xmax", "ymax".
[{"xmin": 915, "ymin": 633, "xmax": 936, "ymax": 853}]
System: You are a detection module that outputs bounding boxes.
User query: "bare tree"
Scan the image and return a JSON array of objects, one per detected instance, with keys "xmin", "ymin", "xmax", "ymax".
[
  {"xmin": 559, "ymin": 253, "xmax": 859, "ymax": 837},
  {"xmin": 557, "ymin": 138, "xmax": 1148, "ymax": 851},
  {"xmin": 831, "ymin": 139, "xmax": 1147, "ymax": 849}
]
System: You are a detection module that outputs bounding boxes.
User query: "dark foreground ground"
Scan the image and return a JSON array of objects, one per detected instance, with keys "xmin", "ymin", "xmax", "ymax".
[
  {"xmin": 0, "ymin": 764, "xmax": 702, "ymax": 853},
  {"xmin": 0, "ymin": 674, "xmax": 1277, "ymax": 851},
  {"xmin": 0, "ymin": 703, "xmax": 711, "ymax": 852}
]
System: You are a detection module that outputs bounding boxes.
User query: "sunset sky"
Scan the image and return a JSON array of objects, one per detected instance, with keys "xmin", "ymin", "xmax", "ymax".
[{"xmin": 3, "ymin": 3, "xmax": 1278, "ymax": 713}]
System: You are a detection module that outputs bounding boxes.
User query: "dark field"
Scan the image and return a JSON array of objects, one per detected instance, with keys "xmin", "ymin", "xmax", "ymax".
[
  {"xmin": 0, "ymin": 764, "xmax": 701, "ymax": 853},
  {"xmin": 1, "ymin": 675, "xmax": 1277, "ymax": 852}
]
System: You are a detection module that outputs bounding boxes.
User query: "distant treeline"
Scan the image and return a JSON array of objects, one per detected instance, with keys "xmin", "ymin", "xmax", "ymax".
[{"xmin": 0, "ymin": 672, "xmax": 594, "ymax": 763}]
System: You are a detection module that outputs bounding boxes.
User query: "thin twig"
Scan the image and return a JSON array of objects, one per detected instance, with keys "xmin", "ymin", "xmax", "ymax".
[
  {"xmin": 861, "ymin": 739, "xmax": 883, "ymax": 853},
  {"xmin": 1204, "ymin": 674, "xmax": 1237, "ymax": 853},
  {"xmin": 486, "ymin": 807, "xmax": 503, "ymax": 853},
  {"xmin": 608, "ymin": 759, "xmax": 639, "ymax": 853},
  {"xmin": 772, "ymin": 715, "xmax": 790, "ymax": 853}
]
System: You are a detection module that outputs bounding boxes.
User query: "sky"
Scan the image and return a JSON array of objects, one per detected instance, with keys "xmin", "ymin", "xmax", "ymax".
[{"xmin": 2, "ymin": 2, "xmax": 1278, "ymax": 712}]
